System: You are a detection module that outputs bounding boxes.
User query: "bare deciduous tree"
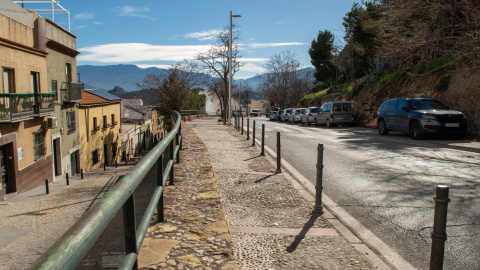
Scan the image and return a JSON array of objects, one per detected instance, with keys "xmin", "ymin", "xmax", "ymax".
[
  {"xmin": 196, "ymin": 24, "xmax": 243, "ymax": 123},
  {"xmin": 260, "ymin": 50, "xmax": 313, "ymax": 109},
  {"xmin": 137, "ymin": 60, "xmax": 201, "ymax": 129}
]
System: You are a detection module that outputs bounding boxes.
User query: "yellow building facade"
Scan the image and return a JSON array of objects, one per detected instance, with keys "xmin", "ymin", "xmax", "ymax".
[{"xmin": 78, "ymin": 90, "xmax": 121, "ymax": 172}]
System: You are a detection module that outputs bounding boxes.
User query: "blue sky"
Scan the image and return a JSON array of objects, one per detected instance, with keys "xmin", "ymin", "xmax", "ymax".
[{"xmin": 19, "ymin": 0, "xmax": 358, "ymax": 79}]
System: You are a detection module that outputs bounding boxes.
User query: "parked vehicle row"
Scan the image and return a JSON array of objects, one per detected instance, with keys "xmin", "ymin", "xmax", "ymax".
[
  {"xmin": 269, "ymin": 101, "xmax": 355, "ymax": 128},
  {"xmin": 266, "ymin": 97, "xmax": 467, "ymax": 140}
]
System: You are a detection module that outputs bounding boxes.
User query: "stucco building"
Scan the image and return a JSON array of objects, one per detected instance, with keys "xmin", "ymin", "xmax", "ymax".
[
  {"xmin": 0, "ymin": 1, "xmax": 55, "ymax": 200},
  {"xmin": 43, "ymin": 18, "xmax": 82, "ymax": 180},
  {"xmin": 78, "ymin": 90, "xmax": 121, "ymax": 172}
]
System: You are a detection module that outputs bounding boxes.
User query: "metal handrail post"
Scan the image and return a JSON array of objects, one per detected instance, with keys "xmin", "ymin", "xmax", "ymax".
[
  {"xmin": 122, "ymin": 195, "xmax": 138, "ymax": 270},
  {"xmin": 252, "ymin": 120, "xmax": 256, "ymax": 146},
  {"xmin": 241, "ymin": 116, "xmax": 244, "ymax": 135},
  {"xmin": 275, "ymin": 132, "xmax": 281, "ymax": 173},
  {"xmin": 169, "ymin": 140, "xmax": 174, "ymax": 185},
  {"xmin": 261, "ymin": 124, "xmax": 265, "ymax": 156},
  {"xmin": 430, "ymin": 185, "xmax": 450, "ymax": 270},
  {"xmin": 314, "ymin": 144, "xmax": 324, "ymax": 214},
  {"xmin": 175, "ymin": 132, "xmax": 180, "ymax": 164},
  {"xmin": 247, "ymin": 118, "xmax": 250, "ymax": 140},
  {"xmin": 156, "ymin": 154, "xmax": 164, "ymax": 222}
]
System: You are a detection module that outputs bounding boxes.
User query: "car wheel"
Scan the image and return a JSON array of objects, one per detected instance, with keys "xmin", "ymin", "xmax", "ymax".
[
  {"xmin": 314, "ymin": 119, "xmax": 318, "ymax": 126},
  {"xmin": 326, "ymin": 119, "xmax": 331, "ymax": 128},
  {"xmin": 409, "ymin": 120, "xmax": 424, "ymax": 140},
  {"xmin": 378, "ymin": 119, "xmax": 389, "ymax": 135}
]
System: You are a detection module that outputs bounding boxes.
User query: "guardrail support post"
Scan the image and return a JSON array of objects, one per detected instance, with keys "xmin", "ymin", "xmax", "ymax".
[
  {"xmin": 66, "ymin": 173, "xmax": 69, "ymax": 186},
  {"xmin": 116, "ymin": 160, "xmax": 118, "ymax": 168},
  {"xmin": 175, "ymin": 132, "xmax": 180, "ymax": 164},
  {"xmin": 430, "ymin": 185, "xmax": 450, "ymax": 270},
  {"xmin": 247, "ymin": 119, "xmax": 250, "ymax": 140},
  {"xmin": 45, "ymin": 179, "xmax": 49, "ymax": 194},
  {"xmin": 81, "ymin": 169, "xmax": 84, "ymax": 179},
  {"xmin": 104, "ymin": 162, "xmax": 106, "ymax": 171},
  {"xmin": 252, "ymin": 120, "xmax": 256, "ymax": 146},
  {"xmin": 275, "ymin": 132, "xmax": 281, "ymax": 173},
  {"xmin": 234, "ymin": 115, "xmax": 237, "ymax": 129},
  {"xmin": 122, "ymin": 194, "xmax": 138, "ymax": 270},
  {"xmin": 261, "ymin": 124, "xmax": 265, "ymax": 156},
  {"xmin": 169, "ymin": 140, "xmax": 174, "ymax": 185},
  {"xmin": 242, "ymin": 116, "xmax": 244, "ymax": 135},
  {"xmin": 179, "ymin": 122, "xmax": 182, "ymax": 150},
  {"xmin": 314, "ymin": 144, "xmax": 324, "ymax": 214},
  {"xmin": 156, "ymin": 154, "xmax": 164, "ymax": 222}
]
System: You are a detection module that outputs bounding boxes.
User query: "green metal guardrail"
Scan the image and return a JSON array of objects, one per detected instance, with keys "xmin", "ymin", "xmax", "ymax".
[
  {"xmin": 180, "ymin": 110, "xmax": 204, "ymax": 116},
  {"xmin": 29, "ymin": 111, "xmax": 183, "ymax": 270}
]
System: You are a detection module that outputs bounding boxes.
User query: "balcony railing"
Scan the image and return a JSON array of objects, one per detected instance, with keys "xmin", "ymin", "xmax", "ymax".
[
  {"xmin": 60, "ymin": 82, "xmax": 82, "ymax": 103},
  {"xmin": 0, "ymin": 93, "xmax": 35, "ymax": 122},
  {"xmin": 0, "ymin": 93, "xmax": 56, "ymax": 122},
  {"xmin": 35, "ymin": 93, "xmax": 56, "ymax": 117}
]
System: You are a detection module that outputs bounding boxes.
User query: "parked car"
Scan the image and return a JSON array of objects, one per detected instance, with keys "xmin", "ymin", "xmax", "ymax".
[
  {"xmin": 314, "ymin": 101, "xmax": 354, "ymax": 127},
  {"xmin": 377, "ymin": 97, "xmax": 467, "ymax": 140},
  {"xmin": 269, "ymin": 110, "xmax": 278, "ymax": 121},
  {"xmin": 280, "ymin": 108, "xmax": 294, "ymax": 122},
  {"xmin": 266, "ymin": 111, "xmax": 274, "ymax": 118},
  {"xmin": 301, "ymin": 107, "xmax": 320, "ymax": 125},
  {"xmin": 276, "ymin": 110, "xmax": 284, "ymax": 122},
  {"xmin": 251, "ymin": 109, "xmax": 261, "ymax": 117},
  {"xmin": 288, "ymin": 108, "xmax": 306, "ymax": 123}
]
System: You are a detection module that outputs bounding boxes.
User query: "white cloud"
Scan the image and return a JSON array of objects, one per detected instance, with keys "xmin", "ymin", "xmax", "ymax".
[
  {"xmin": 78, "ymin": 43, "xmax": 211, "ymax": 63},
  {"xmin": 239, "ymin": 58, "xmax": 269, "ymax": 62},
  {"xmin": 245, "ymin": 42, "xmax": 307, "ymax": 48},
  {"xmin": 240, "ymin": 62, "xmax": 266, "ymax": 74},
  {"xmin": 74, "ymin": 12, "xmax": 94, "ymax": 20},
  {"xmin": 114, "ymin": 6, "xmax": 156, "ymax": 20},
  {"xmin": 184, "ymin": 29, "xmax": 221, "ymax": 41},
  {"xmin": 73, "ymin": 24, "xmax": 89, "ymax": 30},
  {"xmin": 93, "ymin": 22, "xmax": 104, "ymax": 25}
]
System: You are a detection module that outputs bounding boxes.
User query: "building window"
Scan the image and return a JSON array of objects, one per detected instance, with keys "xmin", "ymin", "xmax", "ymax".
[
  {"xmin": 67, "ymin": 111, "xmax": 76, "ymax": 134},
  {"xmin": 92, "ymin": 117, "xmax": 99, "ymax": 132},
  {"xmin": 33, "ymin": 130, "xmax": 46, "ymax": 160},
  {"xmin": 111, "ymin": 114, "xmax": 116, "ymax": 126},
  {"xmin": 2, "ymin": 68, "xmax": 15, "ymax": 93},
  {"xmin": 51, "ymin": 80, "xmax": 57, "ymax": 101},
  {"xmin": 92, "ymin": 149, "xmax": 99, "ymax": 164},
  {"xmin": 103, "ymin": 115, "xmax": 108, "ymax": 128}
]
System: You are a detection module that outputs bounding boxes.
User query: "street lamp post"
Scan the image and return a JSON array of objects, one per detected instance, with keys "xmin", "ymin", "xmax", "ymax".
[{"xmin": 229, "ymin": 11, "xmax": 241, "ymax": 125}]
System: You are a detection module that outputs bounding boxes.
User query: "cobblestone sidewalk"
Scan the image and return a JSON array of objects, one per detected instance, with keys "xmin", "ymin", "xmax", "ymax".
[{"xmin": 187, "ymin": 118, "xmax": 376, "ymax": 270}]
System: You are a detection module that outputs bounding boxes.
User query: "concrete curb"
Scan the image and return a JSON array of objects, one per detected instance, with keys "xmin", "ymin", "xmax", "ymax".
[{"xmin": 240, "ymin": 124, "xmax": 416, "ymax": 270}]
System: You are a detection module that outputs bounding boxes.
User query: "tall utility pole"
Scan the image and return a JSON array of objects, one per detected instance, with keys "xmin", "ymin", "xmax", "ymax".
[{"xmin": 229, "ymin": 11, "xmax": 241, "ymax": 125}]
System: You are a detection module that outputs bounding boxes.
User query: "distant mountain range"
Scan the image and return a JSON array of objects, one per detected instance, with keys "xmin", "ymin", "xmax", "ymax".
[{"xmin": 78, "ymin": 64, "xmax": 314, "ymax": 99}]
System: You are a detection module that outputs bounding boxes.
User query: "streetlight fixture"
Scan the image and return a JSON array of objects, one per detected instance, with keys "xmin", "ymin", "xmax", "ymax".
[{"xmin": 229, "ymin": 11, "xmax": 241, "ymax": 125}]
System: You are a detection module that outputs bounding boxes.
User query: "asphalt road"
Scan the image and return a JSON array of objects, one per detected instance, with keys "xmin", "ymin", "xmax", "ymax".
[{"xmin": 245, "ymin": 116, "xmax": 480, "ymax": 270}]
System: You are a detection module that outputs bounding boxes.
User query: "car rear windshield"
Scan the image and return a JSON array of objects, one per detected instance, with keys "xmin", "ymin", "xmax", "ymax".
[
  {"xmin": 342, "ymin": 103, "xmax": 352, "ymax": 111},
  {"xmin": 310, "ymin": 108, "xmax": 319, "ymax": 113},
  {"xmin": 408, "ymin": 99, "xmax": 448, "ymax": 110},
  {"xmin": 285, "ymin": 109, "xmax": 292, "ymax": 113}
]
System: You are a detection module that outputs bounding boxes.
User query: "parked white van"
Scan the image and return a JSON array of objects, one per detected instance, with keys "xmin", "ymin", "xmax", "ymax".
[{"xmin": 314, "ymin": 101, "xmax": 354, "ymax": 127}]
